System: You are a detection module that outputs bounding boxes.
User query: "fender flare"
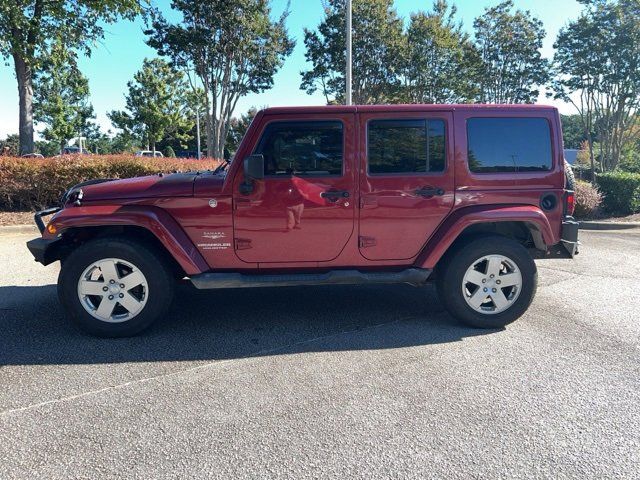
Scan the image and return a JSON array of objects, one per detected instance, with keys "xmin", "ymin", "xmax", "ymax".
[
  {"xmin": 415, "ymin": 205, "xmax": 557, "ymax": 269},
  {"xmin": 45, "ymin": 204, "xmax": 209, "ymax": 275}
]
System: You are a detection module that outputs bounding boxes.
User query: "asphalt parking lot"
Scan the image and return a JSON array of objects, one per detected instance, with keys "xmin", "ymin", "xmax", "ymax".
[{"xmin": 0, "ymin": 229, "xmax": 639, "ymax": 479}]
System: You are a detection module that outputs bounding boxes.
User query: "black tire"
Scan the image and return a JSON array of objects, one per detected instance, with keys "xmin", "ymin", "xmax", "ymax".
[
  {"xmin": 58, "ymin": 237, "xmax": 175, "ymax": 337},
  {"xmin": 565, "ymin": 160, "xmax": 576, "ymax": 191},
  {"xmin": 436, "ymin": 235, "xmax": 537, "ymax": 329}
]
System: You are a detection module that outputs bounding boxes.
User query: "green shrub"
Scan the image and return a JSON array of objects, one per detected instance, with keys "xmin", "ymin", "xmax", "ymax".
[
  {"xmin": 596, "ymin": 171, "xmax": 640, "ymax": 215},
  {"xmin": 574, "ymin": 180, "xmax": 603, "ymax": 218},
  {"xmin": 0, "ymin": 155, "xmax": 221, "ymax": 211},
  {"xmin": 163, "ymin": 146, "xmax": 176, "ymax": 158}
]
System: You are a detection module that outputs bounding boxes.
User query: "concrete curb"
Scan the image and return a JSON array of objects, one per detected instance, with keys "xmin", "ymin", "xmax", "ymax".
[
  {"xmin": 0, "ymin": 224, "xmax": 38, "ymax": 235},
  {"xmin": 579, "ymin": 221, "xmax": 640, "ymax": 231}
]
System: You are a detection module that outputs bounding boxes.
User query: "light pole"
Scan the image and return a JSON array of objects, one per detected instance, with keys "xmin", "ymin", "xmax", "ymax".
[
  {"xmin": 346, "ymin": 0, "xmax": 353, "ymax": 106},
  {"xmin": 195, "ymin": 103, "xmax": 201, "ymax": 160}
]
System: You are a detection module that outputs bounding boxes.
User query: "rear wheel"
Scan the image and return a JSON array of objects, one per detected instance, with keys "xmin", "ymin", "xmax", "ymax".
[
  {"xmin": 58, "ymin": 238, "xmax": 174, "ymax": 337},
  {"xmin": 436, "ymin": 235, "xmax": 537, "ymax": 329}
]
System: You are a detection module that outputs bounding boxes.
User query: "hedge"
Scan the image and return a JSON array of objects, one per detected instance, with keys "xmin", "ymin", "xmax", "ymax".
[
  {"xmin": 0, "ymin": 155, "xmax": 222, "ymax": 211},
  {"xmin": 596, "ymin": 171, "xmax": 640, "ymax": 215}
]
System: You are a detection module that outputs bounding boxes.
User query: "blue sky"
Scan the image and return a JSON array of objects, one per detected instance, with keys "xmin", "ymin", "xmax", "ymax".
[{"xmin": 0, "ymin": 0, "xmax": 583, "ymax": 139}]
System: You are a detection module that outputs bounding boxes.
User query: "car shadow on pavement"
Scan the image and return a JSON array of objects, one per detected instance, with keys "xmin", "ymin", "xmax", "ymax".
[{"xmin": 0, "ymin": 283, "xmax": 498, "ymax": 366}]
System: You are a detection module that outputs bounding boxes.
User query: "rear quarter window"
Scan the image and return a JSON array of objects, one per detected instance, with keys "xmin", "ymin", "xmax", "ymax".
[{"xmin": 467, "ymin": 117, "xmax": 552, "ymax": 173}]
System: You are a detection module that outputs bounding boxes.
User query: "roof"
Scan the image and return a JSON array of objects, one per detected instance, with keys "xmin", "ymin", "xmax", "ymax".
[{"xmin": 261, "ymin": 104, "xmax": 558, "ymax": 115}]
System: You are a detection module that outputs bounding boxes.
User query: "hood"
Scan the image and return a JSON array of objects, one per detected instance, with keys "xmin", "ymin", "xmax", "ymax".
[
  {"xmin": 193, "ymin": 172, "xmax": 226, "ymax": 196},
  {"xmin": 78, "ymin": 173, "xmax": 198, "ymax": 202}
]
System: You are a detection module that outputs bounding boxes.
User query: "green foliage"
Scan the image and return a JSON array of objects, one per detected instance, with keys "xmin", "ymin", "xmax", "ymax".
[
  {"xmin": 596, "ymin": 171, "xmax": 640, "ymax": 215},
  {"xmin": 300, "ymin": 0, "xmax": 405, "ymax": 104},
  {"xmin": 551, "ymin": 0, "xmax": 640, "ymax": 172},
  {"xmin": 620, "ymin": 145, "xmax": 640, "ymax": 173},
  {"xmin": 301, "ymin": 0, "xmax": 548, "ymax": 105},
  {"xmin": 226, "ymin": 107, "xmax": 259, "ymax": 157},
  {"xmin": 34, "ymin": 37, "xmax": 96, "ymax": 152},
  {"xmin": 146, "ymin": 0, "xmax": 294, "ymax": 158},
  {"xmin": 573, "ymin": 180, "xmax": 603, "ymax": 218},
  {"xmin": 35, "ymin": 140, "xmax": 62, "ymax": 157},
  {"xmin": 0, "ymin": 135, "xmax": 20, "ymax": 156},
  {"xmin": 561, "ymin": 115, "xmax": 591, "ymax": 149},
  {"xmin": 0, "ymin": 1, "xmax": 142, "ymax": 60},
  {"xmin": 473, "ymin": 0, "xmax": 549, "ymax": 104},
  {"xmin": 0, "ymin": 1, "xmax": 143, "ymax": 154},
  {"xmin": 163, "ymin": 146, "xmax": 176, "ymax": 158},
  {"xmin": 403, "ymin": 1, "xmax": 480, "ymax": 103},
  {"xmin": 108, "ymin": 58, "xmax": 193, "ymax": 152},
  {"xmin": 0, "ymin": 155, "xmax": 221, "ymax": 211}
]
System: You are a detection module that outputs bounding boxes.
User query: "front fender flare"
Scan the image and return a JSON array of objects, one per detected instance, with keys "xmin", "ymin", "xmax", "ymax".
[
  {"xmin": 415, "ymin": 205, "xmax": 557, "ymax": 269},
  {"xmin": 45, "ymin": 205, "xmax": 209, "ymax": 275}
]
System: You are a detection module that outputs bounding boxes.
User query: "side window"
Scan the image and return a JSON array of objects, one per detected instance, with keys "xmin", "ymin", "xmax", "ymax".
[
  {"xmin": 467, "ymin": 117, "xmax": 552, "ymax": 173},
  {"xmin": 254, "ymin": 121, "xmax": 343, "ymax": 176},
  {"xmin": 368, "ymin": 119, "xmax": 446, "ymax": 174}
]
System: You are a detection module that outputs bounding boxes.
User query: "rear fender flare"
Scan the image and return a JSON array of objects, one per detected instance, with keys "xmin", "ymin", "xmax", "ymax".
[
  {"xmin": 416, "ymin": 205, "xmax": 557, "ymax": 269},
  {"xmin": 45, "ymin": 205, "xmax": 208, "ymax": 275}
]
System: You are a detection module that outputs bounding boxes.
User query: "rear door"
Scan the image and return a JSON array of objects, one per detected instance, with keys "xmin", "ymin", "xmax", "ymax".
[
  {"xmin": 232, "ymin": 113, "xmax": 356, "ymax": 263},
  {"xmin": 357, "ymin": 111, "xmax": 455, "ymax": 260}
]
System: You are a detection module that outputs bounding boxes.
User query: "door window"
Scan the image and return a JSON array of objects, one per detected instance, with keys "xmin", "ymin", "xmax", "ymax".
[
  {"xmin": 254, "ymin": 121, "xmax": 343, "ymax": 176},
  {"xmin": 367, "ymin": 119, "xmax": 446, "ymax": 174}
]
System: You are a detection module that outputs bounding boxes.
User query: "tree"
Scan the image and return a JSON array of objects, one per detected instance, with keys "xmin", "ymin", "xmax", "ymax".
[
  {"xmin": 301, "ymin": 0, "xmax": 405, "ymax": 104},
  {"xmin": 34, "ymin": 37, "xmax": 95, "ymax": 153},
  {"xmin": 561, "ymin": 114, "xmax": 591, "ymax": 149},
  {"xmin": 551, "ymin": 0, "xmax": 640, "ymax": 172},
  {"xmin": 0, "ymin": 1, "xmax": 142, "ymax": 155},
  {"xmin": 146, "ymin": 0, "xmax": 294, "ymax": 159},
  {"xmin": 0, "ymin": 134, "xmax": 19, "ymax": 156},
  {"xmin": 403, "ymin": 0, "xmax": 481, "ymax": 104},
  {"xmin": 108, "ymin": 58, "xmax": 193, "ymax": 153},
  {"xmin": 226, "ymin": 107, "xmax": 259, "ymax": 157},
  {"xmin": 473, "ymin": 0, "xmax": 549, "ymax": 104},
  {"xmin": 550, "ymin": 12, "xmax": 603, "ymax": 176}
]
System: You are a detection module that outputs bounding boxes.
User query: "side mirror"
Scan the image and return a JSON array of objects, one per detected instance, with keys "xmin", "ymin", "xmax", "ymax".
[
  {"xmin": 244, "ymin": 154, "xmax": 264, "ymax": 180},
  {"xmin": 239, "ymin": 154, "xmax": 264, "ymax": 195}
]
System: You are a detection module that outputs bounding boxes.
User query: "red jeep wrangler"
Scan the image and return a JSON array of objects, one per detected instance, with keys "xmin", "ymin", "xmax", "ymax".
[{"xmin": 27, "ymin": 105, "xmax": 579, "ymax": 337}]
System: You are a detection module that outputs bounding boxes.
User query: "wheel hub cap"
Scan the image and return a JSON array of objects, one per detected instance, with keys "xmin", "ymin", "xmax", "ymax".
[
  {"xmin": 77, "ymin": 258, "xmax": 148, "ymax": 323},
  {"xmin": 461, "ymin": 254, "xmax": 522, "ymax": 315}
]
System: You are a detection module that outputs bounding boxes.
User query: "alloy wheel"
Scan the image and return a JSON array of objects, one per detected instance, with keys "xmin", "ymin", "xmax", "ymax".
[
  {"xmin": 461, "ymin": 254, "xmax": 522, "ymax": 315},
  {"xmin": 77, "ymin": 258, "xmax": 148, "ymax": 323}
]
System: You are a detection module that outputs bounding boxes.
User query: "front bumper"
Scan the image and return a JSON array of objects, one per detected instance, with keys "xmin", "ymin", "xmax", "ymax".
[
  {"xmin": 26, "ymin": 237, "xmax": 61, "ymax": 265},
  {"xmin": 27, "ymin": 206, "xmax": 63, "ymax": 265},
  {"xmin": 33, "ymin": 206, "xmax": 62, "ymax": 233}
]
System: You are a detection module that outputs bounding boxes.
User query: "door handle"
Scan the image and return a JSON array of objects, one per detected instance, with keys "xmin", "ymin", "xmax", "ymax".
[
  {"xmin": 414, "ymin": 187, "xmax": 445, "ymax": 198},
  {"xmin": 321, "ymin": 190, "xmax": 350, "ymax": 202}
]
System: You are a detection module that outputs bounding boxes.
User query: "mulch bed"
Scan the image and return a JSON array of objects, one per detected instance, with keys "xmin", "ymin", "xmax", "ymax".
[{"xmin": 0, "ymin": 211, "xmax": 34, "ymax": 227}]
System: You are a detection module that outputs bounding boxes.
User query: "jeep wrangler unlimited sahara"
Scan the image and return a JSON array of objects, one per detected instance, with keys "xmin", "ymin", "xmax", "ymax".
[{"xmin": 27, "ymin": 105, "xmax": 579, "ymax": 337}]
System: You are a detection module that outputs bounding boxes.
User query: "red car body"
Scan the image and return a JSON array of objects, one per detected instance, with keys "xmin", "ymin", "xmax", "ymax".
[{"xmin": 27, "ymin": 104, "xmax": 579, "ymax": 336}]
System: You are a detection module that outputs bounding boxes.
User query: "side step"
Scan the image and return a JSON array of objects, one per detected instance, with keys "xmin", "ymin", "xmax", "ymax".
[{"xmin": 189, "ymin": 268, "xmax": 432, "ymax": 290}]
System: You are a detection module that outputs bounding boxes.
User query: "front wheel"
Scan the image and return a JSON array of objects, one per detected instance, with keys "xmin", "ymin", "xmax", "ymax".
[
  {"xmin": 58, "ymin": 237, "xmax": 175, "ymax": 337},
  {"xmin": 436, "ymin": 235, "xmax": 537, "ymax": 329}
]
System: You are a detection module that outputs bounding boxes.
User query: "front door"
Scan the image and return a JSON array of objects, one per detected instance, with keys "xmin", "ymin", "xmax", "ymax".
[
  {"xmin": 233, "ymin": 114, "xmax": 355, "ymax": 264},
  {"xmin": 358, "ymin": 111, "xmax": 455, "ymax": 260}
]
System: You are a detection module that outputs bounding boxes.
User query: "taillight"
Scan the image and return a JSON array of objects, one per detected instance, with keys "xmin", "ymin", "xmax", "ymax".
[{"xmin": 565, "ymin": 191, "xmax": 575, "ymax": 216}]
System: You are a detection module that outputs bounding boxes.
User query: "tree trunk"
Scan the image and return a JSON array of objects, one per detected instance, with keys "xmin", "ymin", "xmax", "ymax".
[
  {"xmin": 205, "ymin": 112, "xmax": 214, "ymax": 158},
  {"xmin": 14, "ymin": 54, "xmax": 35, "ymax": 155}
]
